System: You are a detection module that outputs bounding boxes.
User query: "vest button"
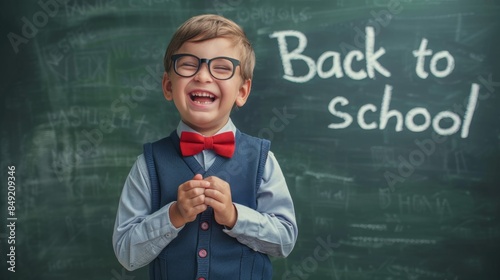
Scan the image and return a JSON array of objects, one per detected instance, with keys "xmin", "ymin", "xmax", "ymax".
[
  {"xmin": 198, "ymin": 249, "xmax": 208, "ymax": 258},
  {"xmin": 200, "ymin": 221, "xmax": 209, "ymax": 231}
]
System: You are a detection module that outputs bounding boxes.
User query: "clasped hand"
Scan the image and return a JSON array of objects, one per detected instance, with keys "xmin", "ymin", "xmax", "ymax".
[{"xmin": 170, "ymin": 174, "xmax": 237, "ymax": 229}]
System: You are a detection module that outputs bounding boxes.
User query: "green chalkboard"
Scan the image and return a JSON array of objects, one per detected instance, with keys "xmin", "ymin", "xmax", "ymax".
[{"xmin": 1, "ymin": 0, "xmax": 499, "ymax": 279}]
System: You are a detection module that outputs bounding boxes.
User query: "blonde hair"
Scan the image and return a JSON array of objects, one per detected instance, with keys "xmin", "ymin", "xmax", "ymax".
[{"xmin": 164, "ymin": 14, "xmax": 255, "ymax": 81}]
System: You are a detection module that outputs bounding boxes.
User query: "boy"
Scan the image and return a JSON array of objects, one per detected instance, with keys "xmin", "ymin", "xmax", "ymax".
[{"xmin": 113, "ymin": 14, "xmax": 298, "ymax": 280}]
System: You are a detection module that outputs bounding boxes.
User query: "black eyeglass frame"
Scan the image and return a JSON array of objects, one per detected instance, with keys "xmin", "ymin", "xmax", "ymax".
[{"xmin": 171, "ymin": 54, "xmax": 241, "ymax": 80}]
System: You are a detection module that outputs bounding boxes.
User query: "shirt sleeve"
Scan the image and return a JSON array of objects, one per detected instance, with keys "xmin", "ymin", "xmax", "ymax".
[
  {"xmin": 223, "ymin": 151, "xmax": 298, "ymax": 257},
  {"xmin": 112, "ymin": 154, "xmax": 184, "ymax": 271}
]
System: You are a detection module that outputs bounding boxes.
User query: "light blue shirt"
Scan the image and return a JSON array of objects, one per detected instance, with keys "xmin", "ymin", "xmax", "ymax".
[{"xmin": 113, "ymin": 119, "xmax": 298, "ymax": 271}]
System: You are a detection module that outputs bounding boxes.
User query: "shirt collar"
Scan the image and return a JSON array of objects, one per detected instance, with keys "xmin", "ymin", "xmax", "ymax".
[{"xmin": 176, "ymin": 119, "xmax": 236, "ymax": 138}]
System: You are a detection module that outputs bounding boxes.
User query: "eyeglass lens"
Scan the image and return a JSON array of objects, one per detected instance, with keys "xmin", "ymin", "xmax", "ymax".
[{"xmin": 174, "ymin": 55, "xmax": 236, "ymax": 80}]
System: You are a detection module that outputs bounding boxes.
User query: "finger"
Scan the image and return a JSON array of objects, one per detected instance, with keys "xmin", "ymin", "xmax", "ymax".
[
  {"xmin": 203, "ymin": 176, "xmax": 221, "ymax": 184},
  {"xmin": 204, "ymin": 195, "xmax": 224, "ymax": 210},
  {"xmin": 178, "ymin": 194, "xmax": 206, "ymax": 210},
  {"xmin": 203, "ymin": 177, "xmax": 228, "ymax": 192},
  {"xmin": 178, "ymin": 202, "xmax": 207, "ymax": 221},
  {"xmin": 192, "ymin": 174, "xmax": 203, "ymax": 180},
  {"xmin": 190, "ymin": 179, "xmax": 210, "ymax": 188},
  {"xmin": 204, "ymin": 188, "xmax": 223, "ymax": 202},
  {"xmin": 189, "ymin": 194, "xmax": 206, "ymax": 207},
  {"xmin": 180, "ymin": 180, "xmax": 210, "ymax": 192},
  {"xmin": 185, "ymin": 187, "xmax": 206, "ymax": 198},
  {"xmin": 192, "ymin": 203, "xmax": 208, "ymax": 214}
]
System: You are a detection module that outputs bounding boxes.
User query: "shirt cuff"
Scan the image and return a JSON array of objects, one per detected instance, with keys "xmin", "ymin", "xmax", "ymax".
[
  {"xmin": 140, "ymin": 201, "xmax": 184, "ymax": 243},
  {"xmin": 223, "ymin": 203, "xmax": 260, "ymax": 238}
]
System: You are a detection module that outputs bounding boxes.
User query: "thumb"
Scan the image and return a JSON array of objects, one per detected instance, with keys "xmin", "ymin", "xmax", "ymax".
[{"xmin": 192, "ymin": 174, "xmax": 203, "ymax": 180}]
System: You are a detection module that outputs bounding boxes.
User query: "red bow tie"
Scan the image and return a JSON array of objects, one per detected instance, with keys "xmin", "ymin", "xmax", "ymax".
[{"xmin": 179, "ymin": 131, "xmax": 235, "ymax": 158}]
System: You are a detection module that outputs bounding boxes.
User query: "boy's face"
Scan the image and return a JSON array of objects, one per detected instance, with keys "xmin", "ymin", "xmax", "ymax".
[{"xmin": 162, "ymin": 37, "xmax": 251, "ymax": 136}]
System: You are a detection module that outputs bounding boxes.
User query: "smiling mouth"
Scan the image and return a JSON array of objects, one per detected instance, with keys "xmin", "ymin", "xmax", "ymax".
[{"xmin": 190, "ymin": 92, "xmax": 216, "ymax": 104}]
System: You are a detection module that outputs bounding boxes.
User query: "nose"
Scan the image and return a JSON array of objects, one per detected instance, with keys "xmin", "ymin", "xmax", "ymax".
[{"xmin": 194, "ymin": 63, "xmax": 213, "ymax": 83}]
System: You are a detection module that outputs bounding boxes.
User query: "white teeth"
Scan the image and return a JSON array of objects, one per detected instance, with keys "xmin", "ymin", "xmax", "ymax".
[
  {"xmin": 190, "ymin": 92, "xmax": 215, "ymax": 98},
  {"xmin": 190, "ymin": 92, "xmax": 216, "ymax": 104},
  {"xmin": 194, "ymin": 101, "xmax": 213, "ymax": 104}
]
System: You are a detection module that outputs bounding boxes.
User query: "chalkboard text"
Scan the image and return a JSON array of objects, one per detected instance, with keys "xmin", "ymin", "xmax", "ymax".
[
  {"xmin": 328, "ymin": 83, "xmax": 479, "ymax": 138},
  {"xmin": 270, "ymin": 27, "xmax": 390, "ymax": 83},
  {"xmin": 270, "ymin": 26, "xmax": 481, "ymax": 138}
]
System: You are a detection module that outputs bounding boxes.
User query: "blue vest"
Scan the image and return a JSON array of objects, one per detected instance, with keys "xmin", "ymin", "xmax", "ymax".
[{"xmin": 143, "ymin": 130, "xmax": 272, "ymax": 280}]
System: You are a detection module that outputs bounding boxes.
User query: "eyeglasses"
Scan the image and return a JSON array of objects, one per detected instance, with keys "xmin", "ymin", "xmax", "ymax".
[{"xmin": 171, "ymin": 54, "xmax": 241, "ymax": 80}]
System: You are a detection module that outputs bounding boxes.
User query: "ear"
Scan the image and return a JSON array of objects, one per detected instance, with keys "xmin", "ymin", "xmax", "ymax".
[
  {"xmin": 162, "ymin": 72, "xmax": 173, "ymax": 101},
  {"xmin": 235, "ymin": 79, "xmax": 252, "ymax": 107}
]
